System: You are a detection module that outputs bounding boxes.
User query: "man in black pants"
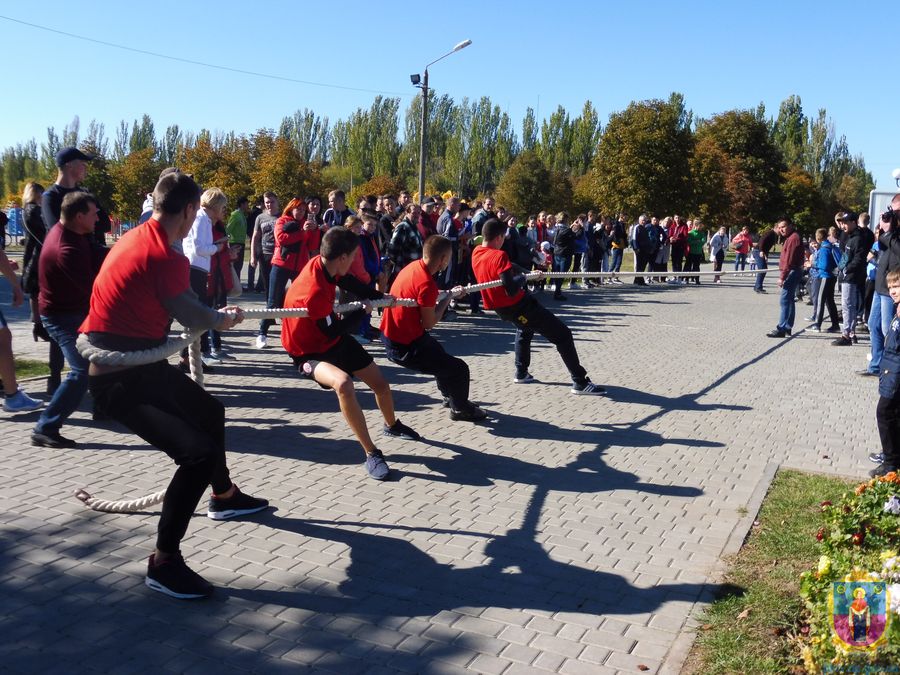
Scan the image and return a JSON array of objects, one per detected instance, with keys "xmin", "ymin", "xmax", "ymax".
[
  {"xmin": 381, "ymin": 235, "xmax": 488, "ymax": 421},
  {"xmin": 82, "ymin": 172, "xmax": 268, "ymax": 600},
  {"xmin": 471, "ymin": 219, "xmax": 606, "ymax": 395}
]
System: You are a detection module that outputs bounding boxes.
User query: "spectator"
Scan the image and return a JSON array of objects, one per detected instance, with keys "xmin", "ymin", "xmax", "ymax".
[
  {"xmin": 245, "ymin": 196, "xmax": 263, "ymax": 290},
  {"xmin": 31, "ymin": 192, "xmax": 105, "ymax": 447},
  {"xmin": 609, "ymin": 216, "xmax": 626, "ymax": 284},
  {"xmin": 471, "ymin": 197, "xmax": 496, "ymax": 236},
  {"xmin": 181, "ymin": 188, "xmax": 228, "ymax": 369},
  {"xmin": 667, "ymin": 214, "xmax": 689, "ymax": 276},
  {"xmin": 41, "ymin": 147, "xmax": 111, "ymax": 247},
  {"xmin": 862, "ymin": 195, "xmax": 900, "ymax": 377},
  {"xmin": 226, "ymin": 196, "xmax": 250, "ymax": 285},
  {"xmin": 323, "ymin": 189, "xmax": 353, "ymax": 228},
  {"xmin": 249, "ymin": 192, "xmax": 279, "ymax": 296},
  {"xmin": 552, "ymin": 212, "xmax": 575, "ymax": 300},
  {"xmin": 871, "ymin": 267, "xmax": 900, "ymax": 477},
  {"xmin": 436, "ymin": 196, "xmax": 462, "ymax": 290},
  {"xmin": 804, "ymin": 236, "xmax": 821, "ymax": 324},
  {"xmin": 306, "ymin": 195, "xmax": 324, "ymax": 226},
  {"xmin": 767, "ymin": 218, "xmax": 804, "ymax": 338},
  {"xmin": 709, "ymin": 226, "xmax": 728, "ymax": 283},
  {"xmin": 813, "ymin": 226, "xmax": 842, "ymax": 333},
  {"xmin": 685, "ymin": 220, "xmax": 706, "ymax": 285},
  {"xmin": 648, "ymin": 216, "xmax": 668, "ymax": 282},
  {"xmin": 754, "ymin": 226, "xmax": 779, "ymax": 293},
  {"xmin": 20, "ymin": 182, "xmax": 65, "ymax": 394},
  {"xmin": 0, "ymin": 248, "xmax": 43, "ymax": 413},
  {"xmin": 387, "ymin": 202, "xmax": 424, "ymax": 274},
  {"xmin": 833, "ymin": 211, "xmax": 875, "ymax": 346},
  {"xmin": 256, "ymin": 198, "xmax": 317, "ymax": 348},
  {"xmin": 418, "ymin": 197, "xmax": 439, "ymax": 240},
  {"xmin": 631, "ymin": 215, "xmax": 653, "ymax": 286},
  {"xmin": 732, "ymin": 226, "xmax": 752, "ymax": 273}
]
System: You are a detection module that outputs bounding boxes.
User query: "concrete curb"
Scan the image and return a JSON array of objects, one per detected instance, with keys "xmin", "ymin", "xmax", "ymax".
[{"xmin": 660, "ymin": 459, "xmax": 780, "ymax": 675}]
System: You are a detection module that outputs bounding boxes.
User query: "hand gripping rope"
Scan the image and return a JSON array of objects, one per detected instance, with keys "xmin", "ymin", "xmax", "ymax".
[{"xmin": 73, "ymin": 266, "xmax": 757, "ymax": 512}]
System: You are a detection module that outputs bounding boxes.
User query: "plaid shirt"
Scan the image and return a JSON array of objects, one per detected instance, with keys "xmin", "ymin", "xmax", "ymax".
[{"xmin": 388, "ymin": 218, "xmax": 424, "ymax": 272}]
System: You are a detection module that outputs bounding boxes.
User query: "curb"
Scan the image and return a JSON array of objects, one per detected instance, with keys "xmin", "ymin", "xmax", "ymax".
[{"xmin": 660, "ymin": 459, "xmax": 780, "ymax": 675}]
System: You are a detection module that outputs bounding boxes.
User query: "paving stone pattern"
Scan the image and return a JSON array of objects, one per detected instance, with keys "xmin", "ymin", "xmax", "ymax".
[{"xmin": 0, "ymin": 270, "xmax": 878, "ymax": 674}]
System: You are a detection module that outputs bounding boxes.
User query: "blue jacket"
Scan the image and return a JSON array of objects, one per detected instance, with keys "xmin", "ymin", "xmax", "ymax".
[
  {"xmin": 815, "ymin": 240, "xmax": 841, "ymax": 279},
  {"xmin": 880, "ymin": 312, "xmax": 900, "ymax": 398}
]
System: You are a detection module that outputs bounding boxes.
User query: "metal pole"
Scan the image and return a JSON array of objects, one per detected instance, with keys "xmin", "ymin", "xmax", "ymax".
[{"xmin": 417, "ymin": 69, "xmax": 429, "ymax": 205}]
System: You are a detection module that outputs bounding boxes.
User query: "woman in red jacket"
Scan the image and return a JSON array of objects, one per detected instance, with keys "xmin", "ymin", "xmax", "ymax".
[{"xmin": 256, "ymin": 198, "xmax": 317, "ymax": 348}]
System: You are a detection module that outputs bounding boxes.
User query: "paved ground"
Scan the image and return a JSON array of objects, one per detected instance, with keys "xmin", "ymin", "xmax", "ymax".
[{"xmin": 0, "ymin": 267, "xmax": 880, "ymax": 674}]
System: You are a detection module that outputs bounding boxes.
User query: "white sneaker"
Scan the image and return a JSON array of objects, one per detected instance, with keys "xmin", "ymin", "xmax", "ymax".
[{"xmin": 255, "ymin": 335, "xmax": 268, "ymax": 349}]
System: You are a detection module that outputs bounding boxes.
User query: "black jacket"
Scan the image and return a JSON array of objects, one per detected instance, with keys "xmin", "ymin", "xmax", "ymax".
[
  {"xmin": 553, "ymin": 225, "xmax": 576, "ymax": 257},
  {"xmin": 840, "ymin": 227, "xmax": 875, "ymax": 286},
  {"xmin": 875, "ymin": 229, "xmax": 900, "ymax": 295}
]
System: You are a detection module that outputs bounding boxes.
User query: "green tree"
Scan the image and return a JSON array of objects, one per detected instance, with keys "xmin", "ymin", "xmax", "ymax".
[
  {"xmin": 495, "ymin": 151, "xmax": 553, "ymax": 217},
  {"xmin": 584, "ymin": 93, "xmax": 693, "ymax": 215},
  {"xmin": 538, "ymin": 105, "xmax": 573, "ymax": 174},
  {"xmin": 569, "ymin": 101, "xmax": 601, "ymax": 176},
  {"xmin": 129, "ymin": 114, "xmax": 156, "ymax": 153},
  {"xmin": 250, "ymin": 137, "xmax": 323, "ymax": 204},
  {"xmin": 521, "ymin": 107, "xmax": 538, "ymax": 153},
  {"xmin": 781, "ymin": 165, "xmax": 824, "ymax": 234},
  {"xmin": 771, "ymin": 95, "xmax": 807, "ymax": 168}
]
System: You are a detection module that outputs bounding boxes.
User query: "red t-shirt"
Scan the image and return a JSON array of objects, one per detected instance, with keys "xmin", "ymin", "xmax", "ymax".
[
  {"xmin": 382, "ymin": 259, "xmax": 439, "ymax": 345},
  {"xmin": 471, "ymin": 245, "xmax": 524, "ymax": 309},
  {"xmin": 281, "ymin": 255, "xmax": 340, "ymax": 356},
  {"xmin": 80, "ymin": 218, "xmax": 188, "ymax": 340}
]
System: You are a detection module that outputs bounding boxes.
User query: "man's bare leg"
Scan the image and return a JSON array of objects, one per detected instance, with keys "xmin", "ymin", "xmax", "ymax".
[{"xmin": 313, "ymin": 361, "xmax": 377, "ymax": 454}]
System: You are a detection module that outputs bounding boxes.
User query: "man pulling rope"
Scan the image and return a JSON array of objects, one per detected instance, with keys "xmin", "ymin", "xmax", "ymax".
[{"xmin": 80, "ymin": 171, "xmax": 268, "ymax": 600}]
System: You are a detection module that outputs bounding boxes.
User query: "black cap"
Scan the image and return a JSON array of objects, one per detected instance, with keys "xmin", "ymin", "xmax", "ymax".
[
  {"xmin": 55, "ymin": 147, "xmax": 96, "ymax": 167},
  {"xmin": 360, "ymin": 207, "xmax": 379, "ymax": 219},
  {"xmin": 422, "ymin": 197, "xmax": 437, "ymax": 206},
  {"xmin": 837, "ymin": 211, "xmax": 858, "ymax": 222},
  {"xmin": 458, "ymin": 202, "xmax": 471, "ymax": 212}
]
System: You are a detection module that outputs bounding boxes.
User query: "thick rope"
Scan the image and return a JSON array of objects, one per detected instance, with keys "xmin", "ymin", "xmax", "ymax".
[{"xmin": 75, "ymin": 488, "xmax": 167, "ymax": 513}]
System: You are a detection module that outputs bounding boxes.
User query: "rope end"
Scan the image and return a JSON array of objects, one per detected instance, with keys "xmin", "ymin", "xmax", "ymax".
[{"xmin": 74, "ymin": 489, "xmax": 92, "ymax": 504}]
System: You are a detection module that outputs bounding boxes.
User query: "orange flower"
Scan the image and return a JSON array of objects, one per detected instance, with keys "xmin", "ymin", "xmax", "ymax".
[{"xmin": 856, "ymin": 484, "xmax": 867, "ymax": 495}]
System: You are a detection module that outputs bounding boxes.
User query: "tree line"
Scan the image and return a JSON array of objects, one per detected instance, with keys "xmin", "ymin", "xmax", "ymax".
[{"xmin": 0, "ymin": 92, "xmax": 873, "ymax": 233}]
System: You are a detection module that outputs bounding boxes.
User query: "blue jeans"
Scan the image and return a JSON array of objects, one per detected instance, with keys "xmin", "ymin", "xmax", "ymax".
[
  {"xmin": 553, "ymin": 254, "xmax": 572, "ymax": 294},
  {"xmin": 35, "ymin": 313, "xmax": 89, "ymax": 435},
  {"xmin": 868, "ymin": 292, "xmax": 895, "ymax": 372},
  {"xmin": 734, "ymin": 253, "xmax": 747, "ymax": 271},
  {"xmin": 259, "ymin": 264, "xmax": 298, "ymax": 336},
  {"xmin": 753, "ymin": 251, "xmax": 768, "ymax": 290},
  {"xmin": 610, "ymin": 248, "xmax": 623, "ymax": 273},
  {"xmin": 777, "ymin": 270, "xmax": 802, "ymax": 331}
]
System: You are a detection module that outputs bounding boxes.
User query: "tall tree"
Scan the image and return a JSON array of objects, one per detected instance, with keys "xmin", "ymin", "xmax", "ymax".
[
  {"xmin": 521, "ymin": 107, "xmax": 538, "ymax": 153},
  {"xmin": 569, "ymin": 101, "xmax": 601, "ymax": 176},
  {"xmin": 109, "ymin": 147, "xmax": 159, "ymax": 220},
  {"xmin": 584, "ymin": 93, "xmax": 693, "ymax": 215},
  {"xmin": 129, "ymin": 114, "xmax": 156, "ymax": 153},
  {"xmin": 159, "ymin": 125, "xmax": 182, "ymax": 166},
  {"xmin": 694, "ymin": 108, "xmax": 785, "ymax": 226},
  {"xmin": 495, "ymin": 150, "xmax": 553, "ymax": 217},
  {"xmin": 770, "ymin": 95, "xmax": 807, "ymax": 168}
]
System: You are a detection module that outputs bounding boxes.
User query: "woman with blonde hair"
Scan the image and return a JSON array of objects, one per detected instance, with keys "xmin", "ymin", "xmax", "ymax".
[
  {"xmin": 181, "ymin": 188, "xmax": 228, "ymax": 369},
  {"xmin": 21, "ymin": 181, "xmax": 64, "ymax": 393}
]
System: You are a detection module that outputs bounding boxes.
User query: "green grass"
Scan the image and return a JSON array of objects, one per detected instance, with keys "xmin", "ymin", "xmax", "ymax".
[
  {"xmin": 684, "ymin": 470, "xmax": 856, "ymax": 675},
  {"xmin": 14, "ymin": 358, "xmax": 51, "ymax": 379}
]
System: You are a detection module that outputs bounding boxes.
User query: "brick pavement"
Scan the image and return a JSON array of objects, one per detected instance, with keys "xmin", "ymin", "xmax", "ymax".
[{"xmin": 0, "ymin": 269, "xmax": 879, "ymax": 674}]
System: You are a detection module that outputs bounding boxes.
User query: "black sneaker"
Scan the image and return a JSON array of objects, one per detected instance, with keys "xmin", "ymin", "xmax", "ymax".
[
  {"xmin": 831, "ymin": 336, "xmax": 853, "ymax": 346},
  {"xmin": 858, "ymin": 370, "xmax": 879, "ymax": 378},
  {"xmin": 869, "ymin": 462, "xmax": 899, "ymax": 478},
  {"xmin": 571, "ymin": 381, "xmax": 607, "ymax": 396},
  {"xmin": 450, "ymin": 405, "xmax": 489, "ymax": 422},
  {"xmin": 145, "ymin": 552, "xmax": 213, "ymax": 599},
  {"xmin": 553, "ymin": 294, "xmax": 567, "ymax": 301},
  {"xmin": 31, "ymin": 430, "xmax": 78, "ymax": 448},
  {"xmin": 383, "ymin": 419, "xmax": 421, "ymax": 441},
  {"xmin": 207, "ymin": 487, "xmax": 269, "ymax": 520},
  {"xmin": 869, "ymin": 452, "xmax": 885, "ymax": 464}
]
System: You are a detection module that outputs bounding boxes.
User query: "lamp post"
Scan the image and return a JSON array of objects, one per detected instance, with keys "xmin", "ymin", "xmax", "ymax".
[
  {"xmin": 893, "ymin": 168, "xmax": 900, "ymax": 188},
  {"xmin": 411, "ymin": 39, "xmax": 472, "ymax": 204}
]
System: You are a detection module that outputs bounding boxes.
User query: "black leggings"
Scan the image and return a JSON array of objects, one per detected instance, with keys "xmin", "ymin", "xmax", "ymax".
[
  {"xmin": 815, "ymin": 277, "xmax": 839, "ymax": 329},
  {"xmin": 383, "ymin": 332, "xmax": 471, "ymax": 410},
  {"xmin": 497, "ymin": 296, "xmax": 588, "ymax": 385},
  {"xmin": 89, "ymin": 361, "xmax": 231, "ymax": 554}
]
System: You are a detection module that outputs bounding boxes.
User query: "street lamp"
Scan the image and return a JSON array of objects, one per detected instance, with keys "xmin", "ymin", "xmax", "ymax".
[
  {"xmin": 411, "ymin": 39, "xmax": 472, "ymax": 204},
  {"xmin": 893, "ymin": 168, "xmax": 900, "ymax": 188}
]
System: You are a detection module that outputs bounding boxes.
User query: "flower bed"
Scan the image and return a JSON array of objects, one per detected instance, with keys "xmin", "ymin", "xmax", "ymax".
[{"xmin": 798, "ymin": 472, "xmax": 900, "ymax": 672}]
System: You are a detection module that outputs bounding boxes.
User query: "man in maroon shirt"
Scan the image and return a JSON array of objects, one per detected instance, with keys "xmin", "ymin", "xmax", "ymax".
[
  {"xmin": 32, "ymin": 192, "xmax": 105, "ymax": 447},
  {"xmin": 767, "ymin": 218, "xmax": 805, "ymax": 338}
]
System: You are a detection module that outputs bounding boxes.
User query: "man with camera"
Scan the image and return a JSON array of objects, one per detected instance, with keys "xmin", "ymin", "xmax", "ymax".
[
  {"xmin": 833, "ymin": 211, "xmax": 876, "ymax": 346},
  {"xmin": 861, "ymin": 195, "xmax": 900, "ymax": 378}
]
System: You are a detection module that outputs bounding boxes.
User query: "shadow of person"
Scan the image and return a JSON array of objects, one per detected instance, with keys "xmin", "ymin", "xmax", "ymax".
[{"xmin": 228, "ymin": 510, "xmax": 717, "ymax": 621}]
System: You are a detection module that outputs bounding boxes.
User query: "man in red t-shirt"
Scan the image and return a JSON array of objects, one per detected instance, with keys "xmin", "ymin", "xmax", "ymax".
[
  {"xmin": 82, "ymin": 172, "xmax": 268, "ymax": 600},
  {"xmin": 381, "ymin": 235, "xmax": 487, "ymax": 421},
  {"xmin": 281, "ymin": 227, "xmax": 420, "ymax": 481},
  {"xmin": 471, "ymin": 218, "xmax": 606, "ymax": 395}
]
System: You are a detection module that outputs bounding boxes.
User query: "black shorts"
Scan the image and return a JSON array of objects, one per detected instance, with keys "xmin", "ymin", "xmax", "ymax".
[{"xmin": 291, "ymin": 334, "xmax": 374, "ymax": 387}]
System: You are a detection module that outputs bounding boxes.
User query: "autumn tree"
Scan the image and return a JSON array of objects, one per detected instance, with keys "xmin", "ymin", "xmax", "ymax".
[
  {"xmin": 109, "ymin": 147, "xmax": 159, "ymax": 220},
  {"xmin": 250, "ymin": 136, "xmax": 323, "ymax": 203},
  {"xmin": 349, "ymin": 175, "xmax": 407, "ymax": 209}
]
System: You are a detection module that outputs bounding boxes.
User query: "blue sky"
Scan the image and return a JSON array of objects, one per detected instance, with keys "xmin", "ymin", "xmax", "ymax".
[{"xmin": 2, "ymin": 0, "xmax": 898, "ymax": 189}]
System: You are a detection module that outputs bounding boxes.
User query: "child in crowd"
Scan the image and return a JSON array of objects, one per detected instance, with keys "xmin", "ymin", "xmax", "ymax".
[{"xmin": 871, "ymin": 267, "xmax": 900, "ymax": 477}]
